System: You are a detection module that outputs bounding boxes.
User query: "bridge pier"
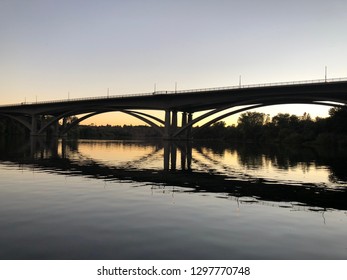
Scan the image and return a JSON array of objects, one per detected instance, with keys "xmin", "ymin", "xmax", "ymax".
[
  {"xmin": 181, "ymin": 112, "xmax": 187, "ymax": 139},
  {"xmin": 60, "ymin": 117, "xmax": 68, "ymax": 138},
  {"xmin": 187, "ymin": 113, "xmax": 193, "ymax": 140},
  {"xmin": 52, "ymin": 121, "xmax": 59, "ymax": 138},
  {"xmin": 30, "ymin": 115, "xmax": 61, "ymax": 138},
  {"xmin": 171, "ymin": 110, "xmax": 177, "ymax": 133},
  {"xmin": 30, "ymin": 115, "xmax": 39, "ymax": 136},
  {"xmin": 163, "ymin": 111, "xmax": 193, "ymax": 140},
  {"xmin": 164, "ymin": 110, "xmax": 171, "ymax": 140},
  {"xmin": 164, "ymin": 110, "xmax": 187, "ymax": 140},
  {"xmin": 180, "ymin": 112, "xmax": 193, "ymax": 140}
]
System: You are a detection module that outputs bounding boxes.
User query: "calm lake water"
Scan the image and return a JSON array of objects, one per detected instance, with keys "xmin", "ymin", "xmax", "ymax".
[{"xmin": 0, "ymin": 137, "xmax": 347, "ymax": 260}]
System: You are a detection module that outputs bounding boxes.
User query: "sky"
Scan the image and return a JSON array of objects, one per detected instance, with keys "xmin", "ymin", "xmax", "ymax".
[{"xmin": 1, "ymin": 0, "xmax": 347, "ymax": 126}]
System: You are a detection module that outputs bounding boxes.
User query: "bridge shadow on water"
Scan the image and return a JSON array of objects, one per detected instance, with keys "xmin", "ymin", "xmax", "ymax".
[{"xmin": 1, "ymin": 136, "xmax": 347, "ymax": 212}]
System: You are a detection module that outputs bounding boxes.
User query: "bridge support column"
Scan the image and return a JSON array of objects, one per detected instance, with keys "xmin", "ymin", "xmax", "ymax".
[
  {"xmin": 164, "ymin": 110, "xmax": 180, "ymax": 140},
  {"xmin": 181, "ymin": 112, "xmax": 187, "ymax": 138},
  {"xmin": 52, "ymin": 121, "xmax": 59, "ymax": 137},
  {"xmin": 30, "ymin": 115, "xmax": 39, "ymax": 136},
  {"xmin": 50, "ymin": 137, "xmax": 59, "ymax": 157},
  {"xmin": 177, "ymin": 112, "xmax": 193, "ymax": 140},
  {"xmin": 164, "ymin": 110, "xmax": 171, "ymax": 139},
  {"xmin": 187, "ymin": 113, "xmax": 193, "ymax": 140},
  {"xmin": 61, "ymin": 117, "xmax": 68, "ymax": 138},
  {"xmin": 171, "ymin": 110, "xmax": 177, "ymax": 133}
]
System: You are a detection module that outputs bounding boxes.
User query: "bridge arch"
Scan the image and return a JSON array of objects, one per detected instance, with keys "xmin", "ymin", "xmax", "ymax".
[
  {"xmin": 37, "ymin": 109, "xmax": 81, "ymax": 135},
  {"xmin": 0, "ymin": 113, "xmax": 32, "ymax": 131},
  {"xmin": 3, "ymin": 108, "xmax": 166, "ymax": 137},
  {"xmin": 58, "ymin": 109, "xmax": 164, "ymax": 136}
]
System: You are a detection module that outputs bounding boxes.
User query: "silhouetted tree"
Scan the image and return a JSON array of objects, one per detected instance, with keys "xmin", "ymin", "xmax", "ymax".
[
  {"xmin": 328, "ymin": 107, "xmax": 347, "ymax": 133},
  {"xmin": 237, "ymin": 112, "xmax": 266, "ymax": 140}
]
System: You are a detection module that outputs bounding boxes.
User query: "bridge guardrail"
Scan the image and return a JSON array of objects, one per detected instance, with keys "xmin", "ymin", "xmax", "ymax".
[{"xmin": 1, "ymin": 77, "xmax": 347, "ymax": 108}]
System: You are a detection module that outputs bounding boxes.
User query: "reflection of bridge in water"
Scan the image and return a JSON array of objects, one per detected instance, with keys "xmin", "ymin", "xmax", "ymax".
[
  {"xmin": 29, "ymin": 137, "xmax": 193, "ymax": 171},
  {"xmin": 2, "ymin": 138, "xmax": 345, "ymax": 212}
]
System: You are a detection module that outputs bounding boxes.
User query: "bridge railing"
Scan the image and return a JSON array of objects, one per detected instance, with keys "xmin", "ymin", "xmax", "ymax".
[
  {"xmin": 1, "ymin": 77, "xmax": 347, "ymax": 108},
  {"xmin": 172, "ymin": 77, "xmax": 347, "ymax": 94}
]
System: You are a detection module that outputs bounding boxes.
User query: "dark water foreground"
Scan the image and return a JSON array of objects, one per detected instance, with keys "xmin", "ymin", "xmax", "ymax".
[{"xmin": 0, "ymin": 137, "xmax": 347, "ymax": 259}]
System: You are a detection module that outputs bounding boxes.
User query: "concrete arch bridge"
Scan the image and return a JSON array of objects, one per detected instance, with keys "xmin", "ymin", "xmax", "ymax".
[{"xmin": 1, "ymin": 78, "xmax": 347, "ymax": 140}]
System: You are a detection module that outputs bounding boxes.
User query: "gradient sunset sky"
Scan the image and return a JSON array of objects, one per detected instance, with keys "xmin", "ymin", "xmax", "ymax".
[{"xmin": 1, "ymin": 0, "xmax": 347, "ymax": 126}]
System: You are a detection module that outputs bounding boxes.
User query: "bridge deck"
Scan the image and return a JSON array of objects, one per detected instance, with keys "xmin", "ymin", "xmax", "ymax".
[{"xmin": 1, "ymin": 77, "xmax": 347, "ymax": 108}]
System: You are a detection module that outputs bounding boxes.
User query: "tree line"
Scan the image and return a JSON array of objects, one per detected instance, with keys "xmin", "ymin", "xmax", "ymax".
[{"xmin": 194, "ymin": 107, "xmax": 347, "ymax": 147}]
